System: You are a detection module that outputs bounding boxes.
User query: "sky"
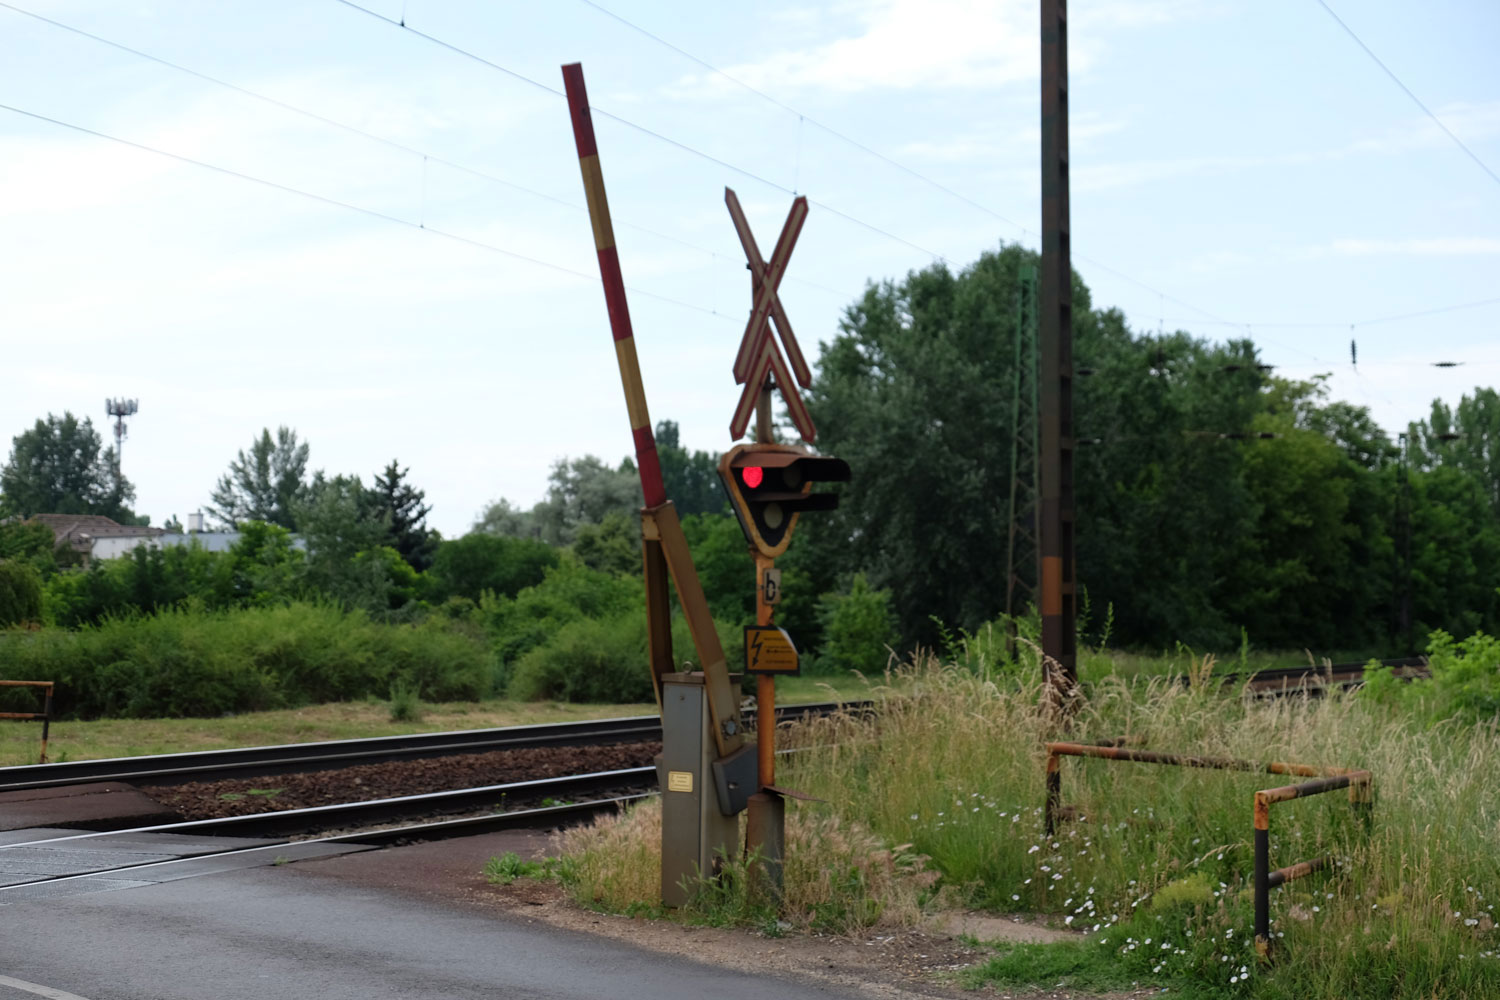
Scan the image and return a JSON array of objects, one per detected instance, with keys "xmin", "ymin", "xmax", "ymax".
[{"xmin": 2, "ymin": 0, "xmax": 1497, "ymax": 538}]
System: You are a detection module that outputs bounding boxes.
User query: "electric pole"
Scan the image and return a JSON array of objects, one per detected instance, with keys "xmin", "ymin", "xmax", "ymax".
[
  {"xmin": 1005, "ymin": 262, "xmax": 1041, "ymax": 656},
  {"xmin": 1039, "ymin": 0, "xmax": 1078, "ymax": 699}
]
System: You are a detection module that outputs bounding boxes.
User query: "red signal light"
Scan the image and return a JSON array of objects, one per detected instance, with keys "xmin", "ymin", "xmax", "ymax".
[{"xmin": 742, "ymin": 467, "xmax": 764, "ymax": 489}]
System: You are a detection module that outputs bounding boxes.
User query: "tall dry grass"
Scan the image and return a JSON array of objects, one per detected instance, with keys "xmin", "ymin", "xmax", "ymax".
[
  {"xmin": 781, "ymin": 655, "xmax": 1500, "ymax": 997},
  {"xmin": 554, "ymin": 651, "xmax": 1497, "ymax": 995},
  {"xmin": 558, "ymin": 796, "xmax": 938, "ymax": 934}
]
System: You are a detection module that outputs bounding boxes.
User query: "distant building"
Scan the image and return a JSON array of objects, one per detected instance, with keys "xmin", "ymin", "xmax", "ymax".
[
  {"xmin": 26, "ymin": 514, "xmax": 165, "ymax": 565},
  {"xmin": 156, "ymin": 531, "xmax": 245, "ymax": 554},
  {"xmin": 24, "ymin": 512, "xmax": 302, "ymax": 563}
]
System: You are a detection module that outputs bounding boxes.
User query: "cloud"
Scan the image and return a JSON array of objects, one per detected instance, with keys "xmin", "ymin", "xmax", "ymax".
[
  {"xmin": 893, "ymin": 112, "xmax": 1125, "ymax": 166},
  {"xmin": 1350, "ymin": 100, "xmax": 1500, "ymax": 156},
  {"xmin": 1075, "ymin": 0, "xmax": 1220, "ymax": 29},
  {"xmin": 670, "ymin": 0, "xmax": 1040, "ymax": 97},
  {"xmin": 1305, "ymin": 237, "xmax": 1500, "ymax": 258},
  {"xmin": 1068, "ymin": 98, "xmax": 1500, "ymax": 194}
]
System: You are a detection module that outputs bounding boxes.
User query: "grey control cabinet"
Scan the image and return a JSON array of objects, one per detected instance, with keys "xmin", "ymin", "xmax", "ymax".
[{"xmin": 658, "ymin": 673, "xmax": 739, "ymax": 907}]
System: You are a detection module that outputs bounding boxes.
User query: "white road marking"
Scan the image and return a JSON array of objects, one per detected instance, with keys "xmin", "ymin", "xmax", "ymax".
[{"xmin": 0, "ymin": 975, "xmax": 97, "ymax": 1000}]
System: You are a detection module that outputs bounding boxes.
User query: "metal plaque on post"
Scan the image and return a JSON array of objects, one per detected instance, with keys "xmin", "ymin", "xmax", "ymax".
[{"xmin": 744, "ymin": 626, "xmax": 800, "ymax": 676}]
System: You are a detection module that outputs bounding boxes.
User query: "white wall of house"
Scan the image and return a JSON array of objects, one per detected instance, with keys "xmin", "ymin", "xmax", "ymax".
[
  {"xmin": 92, "ymin": 530, "xmax": 304, "ymax": 560},
  {"xmin": 90, "ymin": 534, "xmax": 167, "ymax": 560}
]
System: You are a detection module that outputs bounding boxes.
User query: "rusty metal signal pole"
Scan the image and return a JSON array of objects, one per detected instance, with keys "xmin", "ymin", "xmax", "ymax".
[
  {"xmin": 749, "ymin": 381, "xmax": 781, "ymax": 891},
  {"xmin": 1039, "ymin": 0, "xmax": 1078, "ymax": 700}
]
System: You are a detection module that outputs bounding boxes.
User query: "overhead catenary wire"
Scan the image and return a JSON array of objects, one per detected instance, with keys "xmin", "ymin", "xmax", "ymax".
[
  {"xmin": 574, "ymin": 0, "xmax": 1034, "ymax": 241},
  {"xmin": 1157, "ymin": 296, "xmax": 1500, "ymax": 331},
  {"xmin": 1314, "ymin": 0, "xmax": 1500, "ymax": 192},
  {"xmin": 1153, "ymin": 292, "xmax": 1500, "ymax": 369},
  {"xmin": 330, "ymin": 0, "xmax": 955, "ymax": 265},
  {"xmin": 0, "ymin": 100, "xmax": 740, "ymax": 324},
  {"xmin": 6, "ymin": 2, "xmax": 1490, "ymax": 375},
  {"xmin": 569, "ymin": 0, "xmax": 1293, "ymax": 336},
  {"xmin": 321, "ymin": 1, "xmax": 1500, "ymax": 364},
  {"xmin": 0, "ymin": 0, "xmax": 857, "ymax": 303},
  {"xmin": 357, "ymin": 0, "xmax": 1496, "ymax": 362}
]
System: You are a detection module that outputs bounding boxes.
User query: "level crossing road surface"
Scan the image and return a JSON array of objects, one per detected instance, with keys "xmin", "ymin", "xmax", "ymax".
[{"xmin": 0, "ymin": 842, "xmax": 869, "ymax": 1000}]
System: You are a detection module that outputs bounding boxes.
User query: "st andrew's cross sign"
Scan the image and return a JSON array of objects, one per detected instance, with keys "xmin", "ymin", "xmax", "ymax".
[{"xmin": 724, "ymin": 188, "xmax": 816, "ymax": 443}]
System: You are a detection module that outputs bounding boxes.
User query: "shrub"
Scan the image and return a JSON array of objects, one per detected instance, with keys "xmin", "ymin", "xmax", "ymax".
[
  {"xmin": 428, "ymin": 533, "xmax": 559, "ymax": 604},
  {"xmin": 502, "ymin": 577, "xmax": 737, "ymax": 705},
  {"xmin": 480, "ymin": 559, "xmax": 640, "ymax": 670},
  {"xmin": 815, "ymin": 574, "xmax": 897, "ymax": 674},
  {"xmin": 570, "ymin": 512, "xmax": 639, "ymax": 576},
  {"xmin": 0, "ymin": 601, "xmax": 496, "ymax": 719},
  {"xmin": 387, "ymin": 678, "xmax": 423, "ymax": 722},
  {"xmin": 1363, "ymin": 628, "xmax": 1500, "ymax": 724},
  {"xmin": 507, "ymin": 614, "xmax": 655, "ymax": 704},
  {"xmin": 0, "ymin": 560, "xmax": 42, "ymax": 627}
]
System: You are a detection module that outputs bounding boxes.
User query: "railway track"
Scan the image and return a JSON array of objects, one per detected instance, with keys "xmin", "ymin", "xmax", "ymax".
[
  {"xmin": 0, "ymin": 764, "xmax": 655, "ymax": 903},
  {"xmin": 0, "ymin": 699, "xmax": 863, "ymax": 793},
  {"xmin": 0, "ymin": 670, "xmax": 1429, "ymax": 903},
  {"xmin": 1206, "ymin": 656, "xmax": 1428, "ymax": 694},
  {"xmin": 0, "ymin": 702, "xmax": 883, "ymax": 899}
]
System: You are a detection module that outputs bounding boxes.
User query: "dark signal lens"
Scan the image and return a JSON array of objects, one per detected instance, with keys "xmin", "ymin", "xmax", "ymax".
[{"xmin": 742, "ymin": 467, "xmax": 764, "ymax": 489}]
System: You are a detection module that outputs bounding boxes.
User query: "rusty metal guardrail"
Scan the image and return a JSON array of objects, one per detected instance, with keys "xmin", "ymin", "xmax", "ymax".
[
  {"xmin": 1044, "ymin": 740, "xmax": 1372, "ymax": 959},
  {"xmin": 0, "ymin": 680, "xmax": 54, "ymax": 763}
]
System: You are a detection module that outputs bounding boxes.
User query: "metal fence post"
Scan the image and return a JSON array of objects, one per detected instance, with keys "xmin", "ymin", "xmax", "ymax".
[
  {"xmin": 1044, "ymin": 751, "xmax": 1062, "ymax": 835},
  {"xmin": 1254, "ymin": 791, "xmax": 1271, "ymax": 958},
  {"xmin": 39, "ymin": 683, "xmax": 53, "ymax": 764}
]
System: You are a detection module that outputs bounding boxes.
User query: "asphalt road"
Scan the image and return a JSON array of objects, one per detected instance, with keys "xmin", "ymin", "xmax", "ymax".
[{"xmin": 0, "ymin": 866, "xmax": 865, "ymax": 1000}]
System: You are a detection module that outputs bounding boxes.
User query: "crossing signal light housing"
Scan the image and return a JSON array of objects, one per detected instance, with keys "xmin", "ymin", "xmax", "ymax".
[{"xmin": 718, "ymin": 443, "xmax": 850, "ymax": 557}]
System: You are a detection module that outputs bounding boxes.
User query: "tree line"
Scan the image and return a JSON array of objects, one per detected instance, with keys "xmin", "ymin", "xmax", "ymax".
[
  {"xmin": 474, "ymin": 246, "xmax": 1500, "ymax": 657},
  {"xmin": 795, "ymin": 245, "xmax": 1500, "ymax": 653},
  {"xmin": 4, "ymin": 242, "xmax": 1497, "ymax": 660}
]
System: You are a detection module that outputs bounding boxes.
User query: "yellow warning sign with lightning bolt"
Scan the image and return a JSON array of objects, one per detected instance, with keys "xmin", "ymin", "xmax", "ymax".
[{"xmin": 744, "ymin": 626, "xmax": 800, "ymax": 675}]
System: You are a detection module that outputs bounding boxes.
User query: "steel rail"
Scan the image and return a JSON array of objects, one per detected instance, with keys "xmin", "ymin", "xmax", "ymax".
[
  {"xmin": 0, "ymin": 700, "xmax": 866, "ymax": 793},
  {"xmin": 1178, "ymin": 656, "xmax": 1428, "ymax": 694},
  {"xmin": 0, "ymin": 772, "xmax": 657, "ymax": 897},
  {"xmin": 1, "ymin": 765, "xmax": 659, "ymax": 853}
]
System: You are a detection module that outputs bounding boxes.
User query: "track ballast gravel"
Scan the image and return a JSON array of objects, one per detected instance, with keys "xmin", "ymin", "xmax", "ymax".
[{"xmin": 143, "ymin": 741, "xmax": 661, "ymax": 821}]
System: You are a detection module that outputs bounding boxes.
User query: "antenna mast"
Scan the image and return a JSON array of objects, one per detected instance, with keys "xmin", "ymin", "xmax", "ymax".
[{"xmin": 105, "ymin": 398, "xmax": 138, "ymax": 480}]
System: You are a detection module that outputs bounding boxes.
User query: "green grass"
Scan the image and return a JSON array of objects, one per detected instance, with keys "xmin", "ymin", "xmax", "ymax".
[
  {"xmin": 769, "ymin": 672, "xmax": 870, "ymax": 704},
  {"xmin": 1078, "ymin": 647, "xmax": 1394, "ymax": 683},
  {"xmin": 484, "ymin": 851, "xmax": 550, "ymax": 885},
  {"xmin": 775, "ymin": 657, "xmax": 1500, "ymax": 998},
  {"xmin": 0, "ymin": 676, "xmax": 863, "ymax": 767},
  {"xmin": 535, "ymin": 647, "xmax": 1500, "ymax": 998},
  {"xmin": 965, "ymin": 939, "xmax": 1176, "ymax": 995},
  {"xmin": 0, "ymin": 697, "xmax": 658, "ymax": 766}
]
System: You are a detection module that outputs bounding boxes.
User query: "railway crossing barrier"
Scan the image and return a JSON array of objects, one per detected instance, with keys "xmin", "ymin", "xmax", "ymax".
[
  {"xmin": 563, "ymin": 60, "xmax": 848, "ymax": 907},
  {"xmin": 1043, "ymin": 741, "xmax": 1373, "ymax": 959}
]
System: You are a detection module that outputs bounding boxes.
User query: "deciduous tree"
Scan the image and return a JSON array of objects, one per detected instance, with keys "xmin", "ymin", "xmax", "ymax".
[
  {"xmin": 1, "ymin": 412, "xmax": 136, "ymax": 521},
  {"xmin": 427, "ymin": 533, "xmax": 559, "ymax": 603},
  {"xmin": 656, "ymin": 420, "xmax": 724, "ymax": 516}
]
